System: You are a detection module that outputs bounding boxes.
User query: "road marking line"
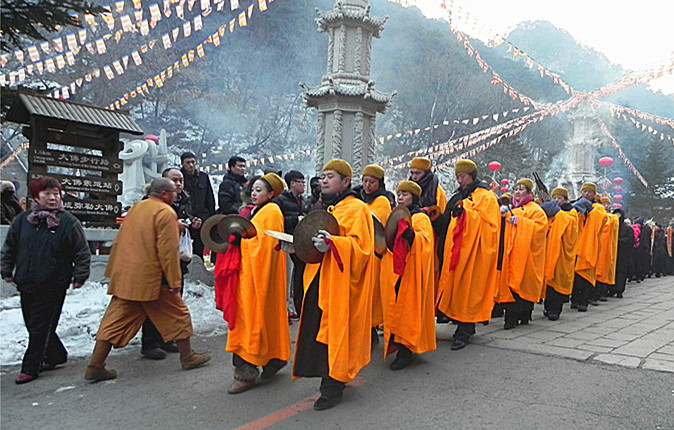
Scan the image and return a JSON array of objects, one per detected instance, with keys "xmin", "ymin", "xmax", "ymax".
[{"xmin": 233, "ymin": 377, "xmax": 367, "ymax": 430}]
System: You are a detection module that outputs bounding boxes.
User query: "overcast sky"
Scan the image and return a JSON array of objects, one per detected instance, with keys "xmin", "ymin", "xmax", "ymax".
[{"xmin": 413, "ymin": 0, "xmax": 674, "ymax": 95}]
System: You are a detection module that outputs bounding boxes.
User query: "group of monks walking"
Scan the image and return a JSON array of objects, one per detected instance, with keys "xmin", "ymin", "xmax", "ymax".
[
  {"xmin": 81, "ymin": 155, "xmax": 626, "ymax": 413},
  {"xmin": 198, "ymin": 155, "xmax": 627, "ymax": 411}
]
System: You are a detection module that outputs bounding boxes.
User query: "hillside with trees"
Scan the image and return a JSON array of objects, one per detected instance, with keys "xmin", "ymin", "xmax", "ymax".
[{"xmin": 1, "ymin": 0, "xmax": 672, "ymax": 218}]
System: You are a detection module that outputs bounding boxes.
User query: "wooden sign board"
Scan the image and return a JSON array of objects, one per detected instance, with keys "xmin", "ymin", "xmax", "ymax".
[
  {"xmin": 29, "ymin": 147, "xmax": 123, "ymax": 173},
  {"xmin": 28, "ymin": 172, "xmax": 123, "ymax": 196},
  {"xmin": 63, "ymin": 198, "xmax": 122, "ymax": 217}
]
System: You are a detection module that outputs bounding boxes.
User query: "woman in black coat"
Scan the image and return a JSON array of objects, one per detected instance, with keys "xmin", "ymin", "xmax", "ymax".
[
  {"xmin": 609, "ymin": 209, "xmax": 634, "ymax": 298},
  {"xmin": 1, "ymin": 177, "xmax": 90, "ymax": 384}
]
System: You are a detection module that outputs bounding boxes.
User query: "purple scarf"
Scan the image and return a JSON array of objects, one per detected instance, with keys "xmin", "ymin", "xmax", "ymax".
[
  {"xmin": 512, "ymin": 194, "xmax": 533, "ymax": 209},
  {"xmin": 26, "ymin": 201, "xmax": 64, "ymax": 228}
]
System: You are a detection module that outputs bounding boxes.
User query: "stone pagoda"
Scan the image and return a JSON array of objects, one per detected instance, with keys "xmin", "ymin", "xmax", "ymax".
[
  {"xmin": 565, "ymin": 101, "xmax": 601, "ymax": 196},
  {"xmin": 301, "ymin": 0, "xmax": 395, "ymax": 174}
]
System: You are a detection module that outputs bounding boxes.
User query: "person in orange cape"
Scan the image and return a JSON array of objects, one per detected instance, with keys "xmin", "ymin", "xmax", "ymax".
[
  {"xmin": 433, "ymin": 159, "xmax": 500, "ymax": 350},
  {"xmin": 592, "ymin": 196, "xmax": 619, "ymax": 303},
  {"xmin": 356, "ymin": 164, "xmax": 391, "ymax": 347},
  {"xmin": 409, "ymin": 157, "xmax": 447, "ymax": 304},
  {"xmin": 217, "ymin": 173, "xmax": 291, "ymax": 395},
  {"xmin": 292, "ymin": 159, "xmax": 374, "ymax": 411},
  {"xmin": 495, "ymin": 178, "xmax": 548, "ymax": 329},
  {"xmin": 570, "ymin": 182, "xmax": 606, "ymax": 312},
  {"xmin": 540, "ymin": 187, "xmax": 580, "ymax": 321},
  {"xmin": 380, "ymin": 181, "xmax": 436, "ymax": 370}
]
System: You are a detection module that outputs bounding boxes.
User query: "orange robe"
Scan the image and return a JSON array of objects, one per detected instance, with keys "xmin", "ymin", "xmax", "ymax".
[
  {"xmin": 503, "ymin": 201, "xmax": 548, "ymax": 303},
  {"xmin": 293, "ymin": 195, "xmax": 374, "ymax": 383},
  {"xmin": 595, "ymin": 207, "xmax": 619, "ymax": 285},
  {"xmin": 436, "ymin": 187, "xmax": 500, "ymax": 323},
  {"xmin": 225, "ymin": 203, "xmax": 290, "ymax": 367},
  {"xmin": 543, "ymin": 209, "xmax": 580, "ymax": 296},
  {"xmin": 367, "ymin": 195, "xmax": 391, "ymax": 328},
  {"xmin": 575, "ymin": 204, "xmax": 607, "ymax": 286},
  {"xmin": 436, "ymin": 185, "xmax": 447, "ymax": 213},
  {"xmin": 381, "ymin": 212, "xmax": 436, "ymax": 357}
]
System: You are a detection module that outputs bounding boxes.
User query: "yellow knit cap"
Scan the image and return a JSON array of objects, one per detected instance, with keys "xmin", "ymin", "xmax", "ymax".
[
  {"xmin": 501, "ymin": 192, "xmax": 513, "ymax": 200},
  {"xmin": 581, "ymin": 182, "xmax": 597, "ymax": 192},
  {"xmin": 362, "ymin": 164, "xmax": 385, "ymax": 180},
  {"xmin": 551, "ymin": 187, "xmax": 569, "ymax": 199},
  {"xmin": 323, "ymin": 159, "xmax": 353, "ymax": 178},
  {"xmin": 516, "ymin": 178, "xmax": 534, "ymax": 191},
  {"xmin": 410, "ymin": 157, "xmax": 432, "ymax": 171},
  {"xmin": 397, "ymin": 180, "xmax": 422, "ymax": 196},
  {"xmin": 601, "ymin": 196, "xmax": 611, "ymax": 204},
  {"xmin": 261, "ymin": 173, "xmax": 285, "ymax": 196},
  {"xmin": 454, "ymin": 159, "xmax": 477, "ymax": 174}
]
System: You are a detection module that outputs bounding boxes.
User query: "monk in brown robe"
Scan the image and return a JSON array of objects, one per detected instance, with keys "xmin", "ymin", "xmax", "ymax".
[
  {"xmin": 380, "ymin": 181, "xmax": 436, "ymax": 370},
  {"xmin": 224, "ymin": 173, "xmax": 290, "ymax": 394},
  {"xmin": 434, "ymin": 159, "xmax": 500, "ymax": 350},
  {"xmin": 292, "ymin": 159, "xmax": 374, "ymax": 411}
]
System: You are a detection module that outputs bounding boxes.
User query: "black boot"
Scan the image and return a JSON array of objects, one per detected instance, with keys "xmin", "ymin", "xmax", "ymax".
[{"xmin": 314, "ymin": 377, "xmax": 345, "ymax": 411}]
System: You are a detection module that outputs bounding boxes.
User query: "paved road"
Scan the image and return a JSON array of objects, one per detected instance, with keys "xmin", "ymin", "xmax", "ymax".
[{"xmin": 2, "ymin": 276, "xmax": 673, "ymax": 430}]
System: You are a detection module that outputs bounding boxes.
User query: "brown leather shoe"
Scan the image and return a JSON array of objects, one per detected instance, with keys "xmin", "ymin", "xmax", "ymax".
[
  {"xmin": 85, "ymin": 364, "xmax": 117, "ymax": 382},
  {"xmin": 180, "ymin": 351, "xmax": 212, "ymax": 370},
  {"xmin": 227, "ymin": 379, "xmax": 256, "ymax": 394}
]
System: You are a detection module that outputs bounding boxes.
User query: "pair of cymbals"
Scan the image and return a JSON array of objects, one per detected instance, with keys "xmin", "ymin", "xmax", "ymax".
[
  {"xmin": 384, "ymin": 205, "xmax": 412, "ymax": 251},
  {"xmin": 293, "ymin": 211, "xmax": 339, "ymax": 264},
  {"xmin": 371, "ymin": 213, "xmax": 387, "ymax": 255},
  {"xmin": 200, "ymin": 214, "xmax": 257, "ymax": 253}
]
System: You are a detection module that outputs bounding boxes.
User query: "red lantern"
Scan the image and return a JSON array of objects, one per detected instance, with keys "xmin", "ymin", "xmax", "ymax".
[
  {"xmin": 488, "ymin": 161, "xmax": 502, "ymax": 171},
  {"xmin": 613, "ymin": 186, "xmax": 623, "ymax": 193},
  {"xmin": 144, "ymin": 134, "xmax": 159, "ymax": 143},
  {"xmin": 613, "ymin": 177, "xmax": 623, "ymax": 184},
  {"xmin": 613, "ymin": 194, "xmax": 623, "ymax": 201},
  {"xmin": 598, "ymin": 156, "xmax": 613, "ymax": 167},
  {"xmin": 500, "ymin": 187, "xmax": 509, "ymax": 193},
  {"xmin": 501, "ymin": 179, "xmax": 509, "ymax": 185},
  {"xmin": 612, "ymin": 203, "xmax": 623, "ymax": 209}
]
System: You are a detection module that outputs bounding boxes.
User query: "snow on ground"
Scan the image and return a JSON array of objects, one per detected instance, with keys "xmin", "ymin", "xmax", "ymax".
[{"xmin": 0, "ymin": 281, "xmax": 226, "ymax": 368}]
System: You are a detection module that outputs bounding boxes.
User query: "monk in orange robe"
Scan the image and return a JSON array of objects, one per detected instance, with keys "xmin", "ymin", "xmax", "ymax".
[
  {"xmin": 409, "ymin": 157, "xmax": 447, "ymax": 302},
  {"xmin": 593, "ymin": 196, "xmax": 619, "ymax": 302},
  {"xmin": 292, "ymin": 159, "xmax": 374, "ymax": 411},
  {"xmin": 357, "ymin": 164, "xmax": 392, "ymax": 346},
  {"xmin": 540, "ymin": 187, "xmax": 580, "ymax": 321},
  {"xmin": 434, "ymin": 159, "xmax": 500, "ymax": 350},
  {"xmin": 495, "ymin": 178, "xmax": 548, "ymax": 329},
  {"xmin": 570, "ymin": 182, "xmax": 606, "ymax": 312},
  {"xmin": 223, "ymin": 173, "xmax": 290, "ymax": 394},
  {"xmin": 380, "ymin": 181, "xmax": 436, "ymax": 370}
]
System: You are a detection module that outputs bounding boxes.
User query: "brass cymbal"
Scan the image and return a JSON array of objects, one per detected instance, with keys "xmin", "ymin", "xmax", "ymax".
[
  {"xmin": 372, "ymin": 213, "xmax": 387, "ymax": 255},
  {"xmin": 217, "ymin": 215, "xmax": 257, "ymax": 244},
  {"xmin": 385, "ymin": 205, "xmax": 412, "ymax": 252},
  {"xmin": 200, "ymin": 214, "xmax": 227, "ymax": 253},
  {"xmin": 293, "ymin": 210, "xmax": 339, "ymax": 264}
]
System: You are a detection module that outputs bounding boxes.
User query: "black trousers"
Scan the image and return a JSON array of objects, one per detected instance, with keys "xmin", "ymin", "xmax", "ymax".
[
  {"xmin": 610, "ymin": 267, "xmax": 628, "ymax": 295},
  {"xmin": 190, "ymin": 227, "xmax": 205, "ymax": 260},
  {"xmin": 290, "ymin": 253, "xmax": 305, "ymax": 315},
  {"xmin": 20, "ymin": 287, "xmax": 69, "ymax": 376},
  {"xmin": 453, "ymin": 322, "xmax": 476, "ymax": 341},
  {"xmin": 504, "ymin": 291, "xmax": 533, "ymax": 324},
  {"xmin": 544, "ymin": 285, "xmax": 569, "ymax": 316}
]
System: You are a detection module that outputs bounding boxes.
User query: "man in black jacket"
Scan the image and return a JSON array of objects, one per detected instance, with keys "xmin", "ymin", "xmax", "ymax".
[
  {"xmin": 218, "ymin": 156, "xmax": 247, "ymax": 215},
  {"xmin": 274, "ymin": 170, "xmax": 307, "ymax": 316},
  {"xmin": 180, "ymin": 152, "xmax": 215, "ymax": 259}
]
